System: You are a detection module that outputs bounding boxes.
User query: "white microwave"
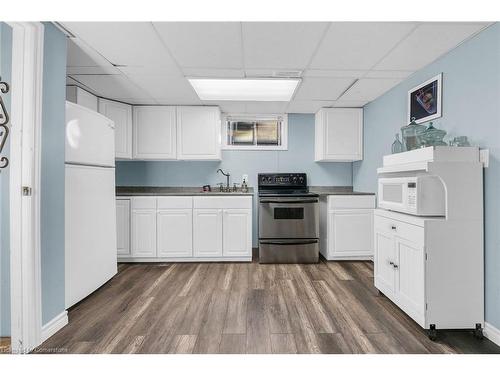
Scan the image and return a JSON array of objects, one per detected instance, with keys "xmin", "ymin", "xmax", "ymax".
[{"xmin": 378, "ymin": 176, "xmax": 445, "ymax": 216}]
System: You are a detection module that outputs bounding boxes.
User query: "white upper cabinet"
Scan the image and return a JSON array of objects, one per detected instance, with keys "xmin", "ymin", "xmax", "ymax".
[
  {"xmin": 315, "ymin": 108, "xmax": 363, "ymax": 162},
  {"xmin": 133, "ymin": 106, "xmax": 177, "ymax": 160},
  {"xmin": 176, "ymin": 106, "xmax": 221, "ymax": 160},
  {"xmin": 98, "ymin": 98, "xmax": 133, "ymax": 159},
  {"xmin": 66, "ymin": 86, "xmax": 98, "ymax": 112}
]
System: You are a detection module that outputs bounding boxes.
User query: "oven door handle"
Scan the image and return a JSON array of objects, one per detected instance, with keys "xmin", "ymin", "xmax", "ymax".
[
  {"xmin": 259, "ymin": 239, "xmax": 319, "ymax": 245},
  {"xmin": 259, "ymin": 199, "xmax": 319, "ymax": 204}
]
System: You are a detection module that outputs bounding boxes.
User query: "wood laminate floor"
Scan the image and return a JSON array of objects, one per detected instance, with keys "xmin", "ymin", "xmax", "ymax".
[
  {"xmin": 36, "ymin": 256, "xmax": 500, "ymax": 354},
  {"xmin": 0, "ymin": 337, "xmax": 10, "ymax": 354}
]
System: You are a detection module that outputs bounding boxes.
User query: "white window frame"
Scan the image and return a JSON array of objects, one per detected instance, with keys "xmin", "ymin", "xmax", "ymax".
[{"xmin": 221, "ymin": 113, "xmax": 288, "ymax": 151}]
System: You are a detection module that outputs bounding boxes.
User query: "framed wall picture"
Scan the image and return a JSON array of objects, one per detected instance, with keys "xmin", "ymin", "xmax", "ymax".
[{"xmin": 408, "ymin": 73, "xmax": 442, "ymax": 124}]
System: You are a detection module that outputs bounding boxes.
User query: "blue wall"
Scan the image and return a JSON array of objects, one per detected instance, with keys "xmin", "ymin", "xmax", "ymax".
[
  {"xmin": 353, "ymin": 23, "xmax": 500, "ymax": 330},
  {"xmin": 40, "ymin": 23, "xmax": 67, "ymax": 325},
  {"xmin": 116, "ymin": 113, "xmax": 353, "ymax": 244},
  {"xmin": 0, "ymin": 22, "xmax": 12, "ymax": 337}
]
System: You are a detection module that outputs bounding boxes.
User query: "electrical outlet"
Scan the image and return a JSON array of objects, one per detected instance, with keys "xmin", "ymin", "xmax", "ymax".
[
  {"xmin": 242, "ymin": 174, "xmax": 248, "ymax": 184},
  {"xmin": 480, "ymin": 149, "xmax": 489, "ymax": 168}
]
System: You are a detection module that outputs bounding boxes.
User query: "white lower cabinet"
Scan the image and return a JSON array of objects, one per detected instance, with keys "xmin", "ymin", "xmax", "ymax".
[
  {"xmin": 119, "ymin": 195, "xmax": 252, "ymax": 261},
  {"xmin": 374, "ymin": 210, "xmax": 425, "ymax": 326},
  {"xmin": 223, "ymin": 209, "xmax": 252, "ymax": 257},
  {"xmin": 131, "ymin": 198, "xmax": 156, "ymax": 258},
  {"xmin": 157, "ymin": 209, "xmax": 193, "ymax": 258},
  {"xmin": 320, "ymin": 195, "xmax": 375, "ymax": 260},
  {"xmin": 116, "ymin": 199, "xmax": 131, "ymax": 257},
  {"xmin": 193, "ymin": 209, "xmax": 223, "ymax": 257}
]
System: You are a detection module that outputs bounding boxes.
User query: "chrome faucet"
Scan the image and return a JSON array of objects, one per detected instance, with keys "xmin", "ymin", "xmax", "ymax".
[{"xmin": 217, "ymin": 168, "xmax": 230, "ymax": 191}]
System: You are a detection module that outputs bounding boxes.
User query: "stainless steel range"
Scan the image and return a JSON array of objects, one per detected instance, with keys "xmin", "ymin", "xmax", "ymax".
[{"xmin": 258, "ymin": 173, "xmax": 319, "ymax": 264}]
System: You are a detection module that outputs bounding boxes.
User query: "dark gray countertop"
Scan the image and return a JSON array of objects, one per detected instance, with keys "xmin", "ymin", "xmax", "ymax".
[
  {"xmin": 309, "ymin": 186, "xmax": 375, "ymax": 196},
  {"xmin": 116, "ymin": 185, "xmax": 373, "ymax": 197},
  {"xmin": 116, "ymin": 186, "xmax": 254, "ymax": 196}
]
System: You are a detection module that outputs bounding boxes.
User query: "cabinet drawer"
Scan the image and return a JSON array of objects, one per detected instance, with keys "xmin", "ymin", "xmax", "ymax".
[
  {"xmin": 193, "ymin": 196, "xmax": 252, "ymax": 209},
  {"xmin": 132, "ymin": 197, "xmax": 157, "ymax": 210},
  {"xmin": 328, "ymin": 195, "xmax": 375, "ymax": 209},
  {"xmin": 374, "ymin": 213, "xmax": 424, "ymax": 246},
  {"xmin": 157, "ymin": 196, "xmax": 193, "ymax": 209}
]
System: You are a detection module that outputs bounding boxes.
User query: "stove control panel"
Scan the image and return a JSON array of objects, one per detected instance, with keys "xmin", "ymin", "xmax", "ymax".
[{"xmin": 258, "ymin": 173, "xmax": 307, "ymax": 188}]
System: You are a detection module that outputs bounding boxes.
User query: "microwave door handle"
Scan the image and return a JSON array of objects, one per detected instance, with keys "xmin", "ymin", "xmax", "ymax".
[
  {"xmin": 260, "ymin": 240, "xmax": 319, "ymax": 245},
  {"xmin": 259, "ymin": 199, "xmax": 319, "ymax": 204}
]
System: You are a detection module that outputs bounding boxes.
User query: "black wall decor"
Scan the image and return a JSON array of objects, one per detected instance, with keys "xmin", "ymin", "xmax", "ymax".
[{"xmin": 0, "ymin": 76, "xmax": 10, "ymax": 169}]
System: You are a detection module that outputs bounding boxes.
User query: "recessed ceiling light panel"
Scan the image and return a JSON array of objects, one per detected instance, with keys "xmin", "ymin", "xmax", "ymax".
[{"xmin": 188, "ymin": 78, "xmax": 300, "ymax": 101}]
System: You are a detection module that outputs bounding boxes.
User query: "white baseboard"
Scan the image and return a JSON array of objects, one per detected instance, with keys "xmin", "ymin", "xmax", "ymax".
[
  {"xmin": 484, "ymin": 322, "xmax": 500, "ymax": 347},
  {"xmin": 41, "ymin": 311, "xmax": 68, "ymax": 343}
]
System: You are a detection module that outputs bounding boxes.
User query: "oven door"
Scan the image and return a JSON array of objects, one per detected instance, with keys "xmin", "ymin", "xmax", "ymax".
[{"xmin": 259, "ymin": 196, "xmax": 319, "ymax": 239}]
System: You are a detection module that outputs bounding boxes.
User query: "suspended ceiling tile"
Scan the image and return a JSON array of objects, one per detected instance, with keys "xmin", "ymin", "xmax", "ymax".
[
  {"xmin": 242, "ymin": 22, "xmax": 329, "ymax": 69},
  {"xmin": 69, "ymin": 74, "xmax": 153, "ymax": 100},
  {"xmin": 286, "ymin": 100, "xmax": 335, "ymax": 113},
  {"xmin": 310, "ymin": 22, "xmax": 417, "ymax": 70},
  {"xmin": 202, "ymin": 101, "xmax": 247, "ymax": 114},
  {"xmin": 293, "ymin": 77, "xmax": 355, "ymax": 101},
  {"xmin": 374, "ymin": 22, "xmax": 490, "ymax": 71},
  {"xmin": 117, "ymin": 65, "xmax": 182, "ymax": 77},
  {"xmin": 339, "ymin": 78, "xmax": 402, "ymax": 101},
  {"xmin": 63, "ymin": 22, "xmax": 180, "ymax": 68},
  {"xmin": 66, "ymin": 66, "xmax": 121, "ymax": 75},
  {"xmin": 124, "ymin": 74, "xmax": 201, "ymax": 104},
  {"xmin": 303, "ymin": 69, "xmax": 367, "ymax": 78},
  {"xmin": 243, "ymin": 101, "xmax": 289, "ymax": 114},
  {"xmin": 153, "ymin": 22, "xmax": 243, "ymax": 69},
  {"xmin": 182, "ymin": 68, "xmax": 245, "ymax": 78},
  {"xmin": 364, "ymin": 70, "xmax": 414, "ymax": 79},
  {"xmin": 67, "ymin": 38, "xmax": 113, "ymax": 67}
]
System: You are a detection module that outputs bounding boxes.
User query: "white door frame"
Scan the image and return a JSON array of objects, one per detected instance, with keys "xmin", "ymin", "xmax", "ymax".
[{"xmin": 7, "ymin": 21, "xmax": 44, "ymax": 354}]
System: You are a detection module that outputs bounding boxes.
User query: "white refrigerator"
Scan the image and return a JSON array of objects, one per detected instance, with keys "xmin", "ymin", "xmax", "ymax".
[{"xmin": 65, "ymin": 101, "xmax": 117, "ymax": 308}]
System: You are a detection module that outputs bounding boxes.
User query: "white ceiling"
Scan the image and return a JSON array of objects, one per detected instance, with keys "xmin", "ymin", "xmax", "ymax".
[{"xmin": 62, "ymin": 21, "xmax": 491, "ymax": 113}]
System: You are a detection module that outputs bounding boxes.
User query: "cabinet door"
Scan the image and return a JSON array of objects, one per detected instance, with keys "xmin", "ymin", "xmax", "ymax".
[
  {"xmin": 116, "ymin": 199, "xmax": 130, "ymax": 256},
  {"xmin": 395, "ymin": 237, "xmax": 425, "ymax": 319},
  {"xmin": 177, "ymin": 106, "xmax": 221, "ymax": 160},
  {"xmin": 193, "ymin": 209, "xmax": 223, "ymax": 257},
  {"xmin": 374, "ymin": 228, "xmax": 396, "ymax": 293},
  {"xmin": 99, "ymin": 99, "xmax": 132, "ymax": 159},
  {"xmin": 329, "ymin": 209, "xmax": 373, "ymax": 258},
  {"xmin": 157, "ymin": 209, "xmax": 193, "ymax": 258},
  {"xmin": 223, "ymin": 209, "xmax": 252, "ymax": 257},
  {"xmin": 131, "ymin": 209, "xmax": 157, "ymax": 257},
  {"xmin": 316, "ymin": 108, "xmax": 363, "ymax": 161},
  {"xmin": 133, "ymin": 106, "xmax": 177, "ymax": 159}
]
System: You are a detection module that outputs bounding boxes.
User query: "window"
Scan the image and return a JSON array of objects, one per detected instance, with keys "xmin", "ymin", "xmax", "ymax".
[{"xmin": 223, "ymin": 114, "xmax": 288, "ymax": 150}]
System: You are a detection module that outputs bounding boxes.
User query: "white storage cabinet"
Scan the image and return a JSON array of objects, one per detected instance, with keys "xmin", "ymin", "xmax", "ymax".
[
  {"xmin": 177, "ymin": 106, "xmax": 221, "ymax": 160},
  {"xmin": 116, "ymin": 198, "xmax": 131, "ymax": 257},
  {"xmin": 315, "ymin": 108, "xmax": 363, "ymax": 162},
  {"xmin": 374, "ymin": 146, "xmax": 484, "ymax": 339},
  {"xmin": 133, "ymin": 106, "xmax": 177, "ymax": 160},
  {"xmin": 157, "ymin": 197, "xmax": 193, "ymax": 258},
  {"xmin": 99, "ymin": 98, "xmax": 133, "ymax": 159},
  {"xmin": 119, "ymin": 195, "xmax": 252, "ymax": 261},
  {"xmin": 319, "ymin": 195, "xmax": 375, "ymax": 260}
]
